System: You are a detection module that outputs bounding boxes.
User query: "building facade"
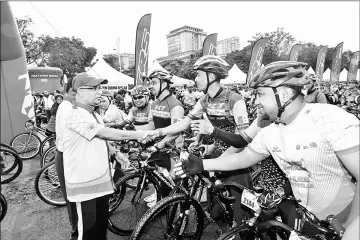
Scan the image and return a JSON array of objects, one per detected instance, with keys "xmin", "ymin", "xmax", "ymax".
[
  {"xmin": 217, "ymin": 37, "xmax": 240, "ymax": 57},
  {"xmin": 166, "ymin": 26, "xmax": 207, "ymax": 56},
  {"xmin": 120, "ymin": 53, "xmax": 135, "ymax": 70}
]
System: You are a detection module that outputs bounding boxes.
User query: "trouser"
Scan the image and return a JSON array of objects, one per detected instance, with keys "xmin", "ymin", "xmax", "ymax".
[
  {"xmin": 68, "ymin": 194, "xmax": 110, "ymax": 240},
  {"xmin": 55, "ymin": 151, "xmax": 78, "ymax": 239}
]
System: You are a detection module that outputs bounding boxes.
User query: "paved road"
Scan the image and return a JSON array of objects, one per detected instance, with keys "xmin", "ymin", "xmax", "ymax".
[{"xmin": 1, "ymin": 157, "xmax": 221, "ymax": 240}]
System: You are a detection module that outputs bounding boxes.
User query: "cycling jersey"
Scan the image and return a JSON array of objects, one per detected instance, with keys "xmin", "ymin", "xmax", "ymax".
[
  {"xmin": 149, "ymin": 94, "xmax": 182, "ymax": 129},
  {"xmin": 249, "ymin": 103, "xmax": 359, "ymax": 220},
  {"xmin": 188, "ymin": 88, "xmax": 249, "ymax": 153},
  {"xmin": 129, "ymin": 104, "xmax": 151, "ymax": 126}
]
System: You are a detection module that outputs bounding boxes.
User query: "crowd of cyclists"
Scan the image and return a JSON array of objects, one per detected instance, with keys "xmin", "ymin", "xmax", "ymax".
[{"xmin": 19, "ymin": 57, "xmax": 360, "ymax": 240}]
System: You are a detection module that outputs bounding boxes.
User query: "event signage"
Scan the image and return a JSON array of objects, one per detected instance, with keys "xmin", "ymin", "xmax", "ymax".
[
  {"xmin": 330, "ymin": 42, "xmax": 343, "ymax": 82},
  {"xmin": 315, "ymin": 46, "xmax": 328, "ymax": 82},
  {"xmin": 202, "ymin": 33, "xmax": 218, "ymax": 56},
  {"xmin": 289, "ymin": 44, "xmax": 303, "ymax": 61},
  {"xmin": 246, "ymin": 38, "xmax": 269, "ymax": 85},
  {"xmin": 347, "ymin": 51, "xmax": 359, "ymax": 81},
  {"xmin": 134, "ymin": 14, "xmax": 151, "ymax": 86}
]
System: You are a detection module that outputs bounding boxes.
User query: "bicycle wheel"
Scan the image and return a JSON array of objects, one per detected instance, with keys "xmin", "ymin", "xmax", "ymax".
[
  {"xmin": 10, "ymin": 132, "xmax": 41, "ymax": 159},
  {"xmin": 40, "ymin": 135, "xmax": 56, "ymax": 157},
  {"xmin": 0, "ymin": 193, "xmax": 7, "ymax": 222},
  {"xmin": 130, "ymin": 193, "xmax": 204, "ymax": 240},
  {"xmin": 40, "ymin": 145, "xmax": 56, "ymax": 168},
  {"xmin": 108, "ymin": 172, "xmax": 161, "ymax": 236},
  {"xmin": 0, "ymin": 143, "xmax": 20, "ymax": 174},
  {"xmin": 34, "ymin": 161, "xmax": 66, "ymax": 207},
  {"xmin": 217, "ymin": 224, "xmax": 253, "ymax": 240},
  {"xmin": 1, "ymin": 148, "xmax": 23, "ymax": 184}
]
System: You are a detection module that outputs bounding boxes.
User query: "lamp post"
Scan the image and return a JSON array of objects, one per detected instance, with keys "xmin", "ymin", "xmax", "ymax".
[{"xmin": 113, "ymin": 37, "xmax": 121, "ymax": 72}]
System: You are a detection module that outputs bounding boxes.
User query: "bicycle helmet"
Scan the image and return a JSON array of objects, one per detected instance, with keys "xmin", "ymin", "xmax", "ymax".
[
  {"xmin": 131, "ymin": 85, "xmax": 150, "ymax": 96},
  {"xmin": 148, "ymin": 69, "xmax": 174, "ymax": 97},
  {"xmin": 193, "ymin": 55, "xmax": 230, "ymax": 93},
  {"xmin": 249, "ymin": 61, "xmax": 311, "ymax": 124}
]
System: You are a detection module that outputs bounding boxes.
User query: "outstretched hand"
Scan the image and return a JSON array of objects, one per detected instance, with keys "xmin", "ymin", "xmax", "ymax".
[
  {"xmin": 190, "ymin": 113, "xmax": 214, "ymax": 135},
  {"xmin": 173, "ymin": 154, "xmax": 204, "ymax": 178}
]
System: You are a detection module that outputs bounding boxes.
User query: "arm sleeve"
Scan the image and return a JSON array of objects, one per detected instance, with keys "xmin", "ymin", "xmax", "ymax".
[
  {"xmin": 65, "ymin": 109, "xmax": 105, "ymax": 141},
  {"xmin": 213, "ymin": 127, "xmax": 251, "ymax": 148},
  {"xmin": 321, "ymin": 106, "xmax": 360, "ymax": 155}
]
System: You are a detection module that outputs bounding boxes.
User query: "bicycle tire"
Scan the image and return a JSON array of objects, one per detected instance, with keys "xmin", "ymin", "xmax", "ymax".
[
  {"xmin": 10, "ymin": 132, "xmax": 41, "ymax": 159},
  {"xmin": 217, "ymin": 224, "xmax": 253, "ymax": 240},
  {"xmin": 108, "ymin": 171, "xmax": 161, "ymax": 236},
  {"xmin": 130, "ymin": 193, "xmax": 205, "ymax": 240},
  {"xmin": 0, "ymin": 143, "xmax": 19, "ymax": 174},
  {"xmin": 40, "ymin": 135, "xmax": 56, "ymax": 157},
  {"xmin": 40, "ymin": 145, "xmax": 56, "ymax": 168},
  {"xmin": 1, "ymin": 148, "xmax": 23, "ymax": 184},
  {"xmin": 34, "ymin": 161, "xmax": 66, "ymax": 207},
  {"xmin": 0, "ymin": 193, "xmax": 7, "ymax": 222}
]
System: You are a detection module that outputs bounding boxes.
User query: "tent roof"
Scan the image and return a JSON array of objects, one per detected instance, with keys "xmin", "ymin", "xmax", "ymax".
[
  {"xmin": 307, "ymin": 66, "xmax": 315, "ymax": 75},
  {"xmin": 87, "ymin": 58, "xmax": 133, "ymax": 86},
  {"xmin": 221, "ymin": 64, "xmax": 246, "ymax": 84},
  {"xmin": 322, "ymin": 68, "xmax": 331, "ymax": 81},
  {"xmin": 339, "ymin": 68, "xmax": 348, "ymax": 82}
]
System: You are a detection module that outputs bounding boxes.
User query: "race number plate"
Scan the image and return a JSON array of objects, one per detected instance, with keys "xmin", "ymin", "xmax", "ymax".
[{"xmin": 241, "ymin": 189, "xmax": 260, "ymax": 212}]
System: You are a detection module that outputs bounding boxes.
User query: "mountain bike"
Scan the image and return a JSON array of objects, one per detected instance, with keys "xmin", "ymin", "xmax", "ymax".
[
  {"xmin": 1, "ymin": 144, "xmax": 23, "ymax": 184},
  {"xmin": 129, "ymin": 142, "xmax": 259, "ymax": 240},
  {"xmin": 10, "ymin": 120, "xmax": 55, "ymax": 160},
  {"xmin": 216, "ymin": 182, "xmax": 346, "ymax": 240},
  {"xmin": 0, "ymin": 193, "xmax": 7, "ymax": 222}
]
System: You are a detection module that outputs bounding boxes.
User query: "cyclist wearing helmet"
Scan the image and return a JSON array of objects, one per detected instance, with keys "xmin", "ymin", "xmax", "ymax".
[
  {"xmin": 303, "ymin": 74, "xmax": 327, "ymax": 104},
  {"xmin": 124, "ymin": 85, "xmax": 152, "ymax": 130},
  {"xmin": 175, "ymin": 61, "xmax": 359, "ymax": 239},
  {"xmin": 144, "ymin": 55, "xmax": 253, "ymax": 235},
  {"xmin": 143, "ymin": 69, "xmax": 185, "ymax": 207}
]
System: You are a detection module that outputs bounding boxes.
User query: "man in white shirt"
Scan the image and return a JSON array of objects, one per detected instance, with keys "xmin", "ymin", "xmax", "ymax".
[
  {"xmin": 43, "ymin": 90, "xmax": 54, "ymax": 122},
  {"xmin": 58, "ymin": 72, "xmax": 146, "ymax": 240}
]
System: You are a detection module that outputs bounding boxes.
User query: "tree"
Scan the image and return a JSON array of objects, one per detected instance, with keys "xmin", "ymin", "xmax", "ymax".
[
  {"xmin": 16, "ymin": 16, "xmax": 43, "ymax": 65},
  {"xmin": 103, "ymin": 53, "xmax": 124, "ymax": 71},
  {"xmin": 122, "ymin": 65, "xmax": 135, "ymax": 78},
  {"xmin": 40, "ymin": 35, "xmax": 97, "ymax": 77},
  {"xmin": 248, "ymin": 27, "xmax": 296, "ymax": 63}
]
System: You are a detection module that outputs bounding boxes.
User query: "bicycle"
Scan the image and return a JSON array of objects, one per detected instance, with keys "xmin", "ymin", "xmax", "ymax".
[
  {"xmin": 10, "ymin": 120, "xmax": 55, "ymax": 160},
  {"xmin": 0, "ymin": 192, "xmax": 7, "ymax": 222},
  {"xmin": 40, "ymin": 145, "xmax": 57, "ymax": 168},
  {"xmin": 215, "ymin": 182, "xmax": 346, "ymax": 240},
  {"xmin": 129, "ymin": 142, "xmax": 256, "ymax": 240},
  {"xmin": 1, "ymin": 144, "xmax": 23, "ymax": 184}
]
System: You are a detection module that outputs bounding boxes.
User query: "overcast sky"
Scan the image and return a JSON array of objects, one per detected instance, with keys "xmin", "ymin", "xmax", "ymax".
[{"xmin": 10, "ymin": 1, "xmax": 360, "ymax": 63}]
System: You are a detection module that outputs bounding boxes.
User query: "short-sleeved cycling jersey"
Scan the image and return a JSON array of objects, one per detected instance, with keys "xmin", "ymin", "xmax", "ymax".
[
  {"xmin": 150, "ymin": 94, "xmax": 182, "ymax": 129},
  {"xmin": 188, "ymin": 88, "xmax": 249, "ymax": 153},
  {"xmin": 249, "ymin": 103, "xmax": 359, "ymax": 220},
  {"xmin": 129, "ymin": 104, "xmax": 151, "ymax": 126}
]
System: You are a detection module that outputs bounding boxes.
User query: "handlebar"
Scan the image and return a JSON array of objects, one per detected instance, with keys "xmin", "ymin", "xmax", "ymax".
[{"xmin": 326, "ymin": 215, "xmax": 346, "ymax": 237}]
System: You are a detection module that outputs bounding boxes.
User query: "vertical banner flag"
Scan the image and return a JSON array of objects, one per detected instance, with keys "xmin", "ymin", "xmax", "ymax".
[
  {"xmin": 347, "ymin": 51, "xmax": 359, "ymax": 81},
  {"xmin": 315, "ymin": 46, "xmax": 328, "ymax": 82},
  {"xmin": 330, "ymin": 42, "xmax": 343, "ymax": 82},
  {"xmin": 202, "ymin": 33, "xmax": 218, "ymax": 56},
  {"xmin": 1, "ymin": 1, "xmax": 35, "ymax": 143},
  {"xmin": 134, "ymin": 14, "xmax": 151, "ymax": 86},
  {"xmin": 289, "ymin": 44, "xmax": 303, "ymax": 61},
  {"xmin": 246, "ymin": 38, "xmax": 269, "ymax": 85}
]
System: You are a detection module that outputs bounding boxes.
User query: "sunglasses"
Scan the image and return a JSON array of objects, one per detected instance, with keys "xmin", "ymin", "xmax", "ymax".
[
  {"xmin": 133, "ymin": 95, "xmax": 145, "ymax": 100},
  {"xmin": 78, "ymin": 85, "xmax": 102, "ymax": 92}
]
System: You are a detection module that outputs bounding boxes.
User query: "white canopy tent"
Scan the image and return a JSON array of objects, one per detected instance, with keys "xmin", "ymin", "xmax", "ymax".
[
  {"xmin": 87, "ymin": 58, "xmax": 133, "ymax": 87},
  {"xmin": 322, "ymin": 68, "xmax": 331, "ymax": 81},
  {"xmin": 307, "ymin": 66, "xmax": 315, "ymax": 75},
  {"xmin": 148, "ymin": 60, "xmax": 193, "ymax": 86},
  {"xmin": 339, "ymin": 68, "xmax": 348, "ymax": 82},
  {"xmin": 221, "ymin": 64, "xmax": 247, "ymax": 85}
]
